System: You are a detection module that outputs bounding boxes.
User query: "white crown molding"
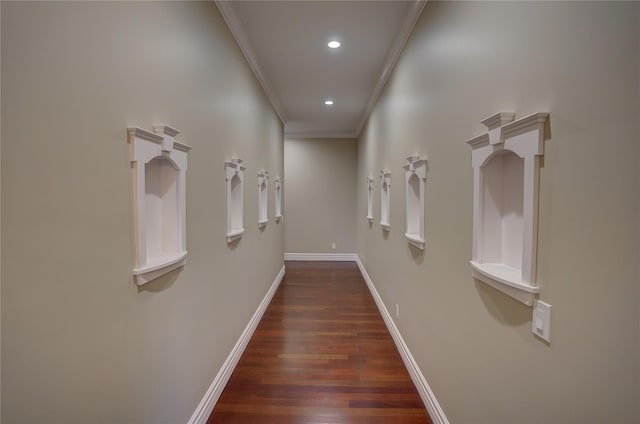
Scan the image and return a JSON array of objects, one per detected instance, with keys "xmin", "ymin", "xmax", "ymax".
[
  {"xmin": 152, "ymin": 124, "xmax": 180, "ymax": 138},
  {"xmin": 187, "ymin": 265, "xmax": 286, "ymax": 424},
  {"xmin": 480, "ymin": 112, "xmax": 515, "ymax": 130},
  {"xmin": 284, "ymin": 130, "xmax": 359, "ymax": 140},
  {"xmin": 127, "ymin": 127, "xmax": 163, "ymax": 143},
  {"xmin": 355, "ymin": 0, "xmax": 427, "ymax": 136},
  {"xmin": 215, "ymin": 1, "xmax": 287, "ymax": 124},
  {"xmin": 501, "ymin": 112, "xmax": 549, "ymax": 139}
]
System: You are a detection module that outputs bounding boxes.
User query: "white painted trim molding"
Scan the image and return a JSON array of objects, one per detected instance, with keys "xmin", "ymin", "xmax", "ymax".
[
  {"xmin": 466, "ymin": 112, "xmax": 549, "ymax": 306},
  {"xmin": 215, "ymin": 1, "xmax": 287, "ymax": 124},
  {"xmin": 274, "ymin": 176, "xmax": 283, "ymax": 222},
  {"xmin": 257, "ymin": 170, "xmax": 269, "ymax": 227},
  {"xmin": 355, "ymin": 256, "xmax": 449, "ymax": 424},
  {"xmin": 284, "ymin": 130, "xmax": 358, "ymax": 139},
  {"xmin": 403, "ymin": 155, "xmax": 427, "ymax": 250},
  {"xmin": 356, "ymin": 0, "xmax": 427, "ymax": 136},
  {"xmin": 128, "ymin": 126, "xmax": 192, "ymax": 286},
  {"xmin": 366, "ymin": 176, "xmax": 375, "ymax": 222},
  {"xmin": 225, "ymin": 158, "xmax": 246, "ymax": 243},
  {"xmin": 187, "ymin": 265, "xmax": 286, "ymax": 424},
  {"xmin": 284, "ymin": 253, "xmax": 358, "ymax": 262},
  {"xmin": 380, "ymin": 169, "xmax": 391, "ymax": 231}
]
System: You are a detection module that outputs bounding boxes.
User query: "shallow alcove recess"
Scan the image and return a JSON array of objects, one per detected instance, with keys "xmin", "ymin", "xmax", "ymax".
[
  {"xmin": 127, "ymin": 125, "xmax": 192, "ymax": 286},
  {"xmin": 258, "ymin": 170, "xmax": 269, "ymax": 227},
  {"xmin": 403, "ymin": 155, "xmax": 427, "ymax": 250},
  {"xmin": 380, "ymin": 170, "xmax": 391, "ymax": 231},
  {"xmin": 366, "ymin": 176, "xmax": 374, "ymax": 222},
  {"xmin": 225, "ymin": 158, "xmax": 246, "ymax": 243},
  {"xmin": 274, "ymin": 176, "xmax": 283, "ymax": 222},
  {"xmin": 466, "ymin": 112, "xmax": 549, "ymax": 306}
]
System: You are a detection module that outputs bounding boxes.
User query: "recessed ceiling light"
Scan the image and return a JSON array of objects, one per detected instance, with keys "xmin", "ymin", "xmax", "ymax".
[
  {"xmin": 327, "ymin": 41, "xmax": 341, "ymax": 49},
  {"xmin": 324, "ymin": 100, "xmax": 334, "ymax": 106}
]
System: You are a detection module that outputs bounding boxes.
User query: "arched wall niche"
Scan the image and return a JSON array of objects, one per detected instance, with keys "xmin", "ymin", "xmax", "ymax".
[
  {"xmin": 481, "ymin": 151, "xmax": 524, "ymax": 270},
  {"xmin": 466, "ymin": 112, "xmax": 548, "ymax": 306},
  {"xmin": 127, "ymin": 125, "xmax": 191, "ymax": 286},
  {"xmin": 225, "ymin": 158, "xmax": 246, "ymax": 243},
  {"xmin": 274, "ymin": 176, "xmax": 282, "ymax": 222},
  {"xmin": 403, "ymin": 155, "xmax": 427, "ymax": 250},
  {"xmin": 258, "ymin": 171, "xmax": 269, "ymax": 227},
  {"xmin": 380, "ymin": 170, "xmax": 391, "ymax": 231},
  {"xmin": 145, "ymin": 157, "xmax": 179, "ymax": 259},
  {"xmin": 366, "ymin": 176, "xmax": 374, "ymax": 222}
]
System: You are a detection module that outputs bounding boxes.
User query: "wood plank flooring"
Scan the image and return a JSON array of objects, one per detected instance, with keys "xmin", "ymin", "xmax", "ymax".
[{"xmin": 207, "ymin": 261, "xmax": 433, "ymax": 424}]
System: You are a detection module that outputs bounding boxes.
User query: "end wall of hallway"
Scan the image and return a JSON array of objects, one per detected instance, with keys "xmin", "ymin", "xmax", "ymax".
[{"xmin": 284, "ymin": 138, "xmax": 358, "ymax": 255}]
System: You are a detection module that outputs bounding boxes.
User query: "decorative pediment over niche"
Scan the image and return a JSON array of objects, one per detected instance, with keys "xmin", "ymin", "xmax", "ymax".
[
  {"xmin": 127, "ymin": 125, "xmax": 192, "ymax": 285},
  {"xmin": 466, "ymin": 112, "xmax": 549, "ymax": 306}
]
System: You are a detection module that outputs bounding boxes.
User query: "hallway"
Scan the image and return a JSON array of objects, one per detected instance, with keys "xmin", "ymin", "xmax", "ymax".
[
  {"xmin": 3, "ymin": 2, "xmax": 639, "ymax": 423},
  {"xmin": 208, "ymin": 262, "xmax": 432, "ymax": 423}
]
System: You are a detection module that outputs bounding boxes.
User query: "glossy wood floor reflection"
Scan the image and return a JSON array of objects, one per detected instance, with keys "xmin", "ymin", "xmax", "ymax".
[{"xmin": 207, "ymin": 261, "xmax": 433, "ymax": 424}]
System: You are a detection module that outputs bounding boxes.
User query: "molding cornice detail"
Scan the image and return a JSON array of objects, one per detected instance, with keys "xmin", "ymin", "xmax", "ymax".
[
  {"xmin": 215, "ymin": 1, "xmax": 287, "ymax": 124},
  {"xmin": 502, "ymin": 112, "xmax": 548, "ymax": 139},
  {"xmin": 152, "ymin": 124, "xmax": 180, "ymax": 138},
  {"xmin": 356, "ymin": 0, "xmax": 427, "ymax": 136},
  {"xmin": 480, "ymin": 112, "xmax": 515, "ymax": 130},
  {"xmin": 465, "ymin": 133, "xmax": 490, "ymax": 148},
  {"xmin": 216, "ymin": 0, "xmax": 426, "ymax": 138},
  {"xmin": 127, "ymin": 127, "xmax": 163, "ymax": 144},
  {"xmin": 284, "ymin": 130, "xmax": 359, "ymax": 140}
]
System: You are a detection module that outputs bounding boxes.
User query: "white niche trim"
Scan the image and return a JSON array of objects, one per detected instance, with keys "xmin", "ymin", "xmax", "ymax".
[
  {"xmin": 380, "ymin": 170, "xmax": 391, "ymax": 231},
  {"xmin": 403, "ymin": 156, "xmax": 427, "ymax": 250},
  {"xmin": 366, "ymin": 176, "xmax": 375, "ymax": 222},
  {"xmin": 225, "ymin": 158, "xmax": 245, "ymax": 243},
  {"xmin": 466, "ymin": 112, "xmax": 549, "ymax": 305},
  {"xmin": 258, "ymin": 171, "xmax": 269, "ymax": 227},
  {"xmin": 274, "ymin": 176, "xmax": 283, "ymax": 222},
  {"xmin": 128, "ymin": 125, "xmax": 192, "ymax": 286}
]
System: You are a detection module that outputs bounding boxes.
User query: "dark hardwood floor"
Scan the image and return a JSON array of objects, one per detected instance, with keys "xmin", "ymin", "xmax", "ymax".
[{"xmin": 207, "ymin": 261, "xmax": 433, "ymax": 424}]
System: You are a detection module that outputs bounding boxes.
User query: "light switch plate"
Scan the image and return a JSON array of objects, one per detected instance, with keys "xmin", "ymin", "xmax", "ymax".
[{"xmin": 532, "ymin": 300, "xmax": 552, "ymax": 343}]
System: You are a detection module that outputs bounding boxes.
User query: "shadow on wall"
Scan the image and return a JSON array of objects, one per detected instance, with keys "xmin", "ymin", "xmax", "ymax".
[
  {"xmin": 409, "ymin": 243, "xmax": 424, "ymax": 264},
  {"xmin": 136, "ymin": 267, "xmax": 181, "ymax": 294},
  {"xmin": 475, "ymin": 279, "xmax": 530, "ymax": 327},
  {"xmin": 227, "ymin": 238, "xmax": 241, "ymax": 251}
]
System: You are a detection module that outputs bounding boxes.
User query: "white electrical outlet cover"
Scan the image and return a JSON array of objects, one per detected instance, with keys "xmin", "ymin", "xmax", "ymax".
[{"xmin": 532, "ymin": 300, "xmax": 551, "ymax": 343}]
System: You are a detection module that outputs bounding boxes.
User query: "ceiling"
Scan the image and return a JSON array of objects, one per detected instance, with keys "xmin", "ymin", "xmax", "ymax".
[{"xmin": 216, "ymin": 1, "xmax": 426, "ymax": 139}]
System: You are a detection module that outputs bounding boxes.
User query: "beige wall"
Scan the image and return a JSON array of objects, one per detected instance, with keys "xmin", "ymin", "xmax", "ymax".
[
  {"xmin": 284, "ymin": 138, "xmax": 357, "ymax": 254},
  {"xmin": 357, "ymin": 2, "xmax": 640, "ymax": 423},
  {"xmin": 1, "ymin": 2, "xmax": 283, "ymax": 423}
]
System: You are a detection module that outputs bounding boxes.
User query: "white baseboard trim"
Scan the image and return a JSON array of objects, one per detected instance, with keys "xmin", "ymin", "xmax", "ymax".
[
  {"xmin": 187, "ymin": 264, "xmax": 286, "ymax": 424},
  {"xmin": 355, "ymin": 256, "xmax": 450, "ymax": 424},
  {"xmin": 284, "ymin": 252, "xmax": 357, "ymax": 261}
]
